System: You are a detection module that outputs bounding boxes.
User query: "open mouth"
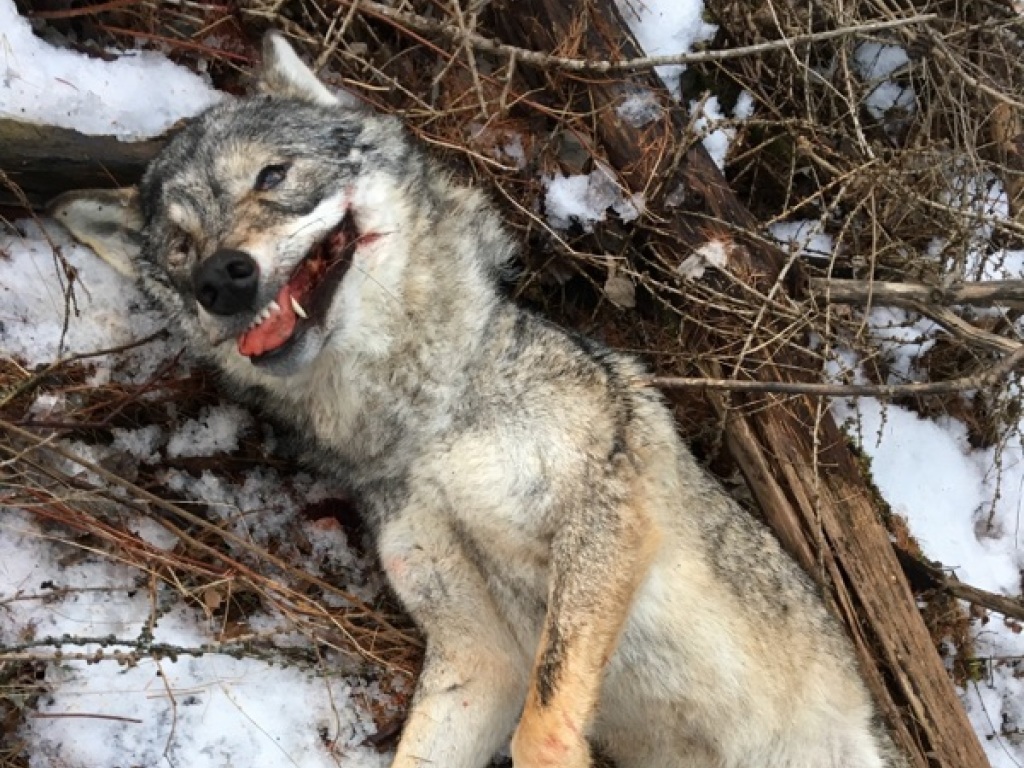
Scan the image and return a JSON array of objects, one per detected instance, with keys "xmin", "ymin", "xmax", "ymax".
[{"xmin": 237, "ymin": 212, "xmax": 360, "ymax": 363}]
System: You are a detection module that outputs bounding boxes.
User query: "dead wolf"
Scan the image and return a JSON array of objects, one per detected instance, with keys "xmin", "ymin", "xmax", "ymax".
[{"xmin": 52, "ymin": 31, "xmax": 905, "ymax": 768}]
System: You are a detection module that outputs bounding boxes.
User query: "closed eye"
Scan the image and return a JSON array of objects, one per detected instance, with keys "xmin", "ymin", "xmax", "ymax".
[{"xmin": 254, "ymin": 163, "xmax": 291, "ymax": 192}]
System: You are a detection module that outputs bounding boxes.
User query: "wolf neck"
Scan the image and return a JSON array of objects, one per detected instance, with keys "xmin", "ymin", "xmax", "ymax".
[{"xmin": 264, "ymin": 177, "xmax": 516, "ymax": 469}]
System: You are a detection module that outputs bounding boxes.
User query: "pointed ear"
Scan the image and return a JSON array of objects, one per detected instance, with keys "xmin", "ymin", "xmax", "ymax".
[
  {"xmin": 48, "ymin": 188, "xmax": 143, "ymax": 279},
  {"xmin": 260, "ymin": 31, "xmax": 341, "ymax": 106}
]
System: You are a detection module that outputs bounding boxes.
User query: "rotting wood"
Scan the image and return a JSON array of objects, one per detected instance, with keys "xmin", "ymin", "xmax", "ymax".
[{"xmin": 493, "ymin": 2, "xmax": 990, "ymax": 767}]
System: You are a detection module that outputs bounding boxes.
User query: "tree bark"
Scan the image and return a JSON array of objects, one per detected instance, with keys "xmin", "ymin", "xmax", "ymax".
[{"xmin": 492, "ymin": 3, "xmax": 989, "ymax": 767}]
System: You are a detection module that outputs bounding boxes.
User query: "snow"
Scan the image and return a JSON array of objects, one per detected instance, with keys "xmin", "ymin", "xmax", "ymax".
[
  {"xmin": 24, "ymin": 650, "xmax": 387, "ymax": 768},
  {"xmin": 769, "ymin": 219, "xmax": 836, "ymax": 261},
  {"xmin": 733, "ymin": 91, "xmax": 756, "ymax": 120},
  {"xmin": 0, "ymin": 219, "xmax": 167, "ymax": 374},
  {"xmin": 166, "ymin": 405, "xmax": 254, "ymax": 458},
  {"xmin": 835, "ymin": 401, "xmax": 1021, "ymax": 593},
  {"xmin": 690, "ymin": 95, "xmax": 738, "ymax": 171},
  {"xmin": 543, "ymin": 165, "xmax": 643, "ymax": 231},
  {"xmin": 853, "ymin": 42, "xmax": 915, "ymax": 121},
  {"xmin": 0, "ymin": 0, "xmax": 220, "ymax": 139},
  {"xmin": 613, "ymin": 0, "xmax": 717, "ymax": 97},
  {"xmin": 617, "ymin": 86, "xmax": 663, "ymax": 128}
]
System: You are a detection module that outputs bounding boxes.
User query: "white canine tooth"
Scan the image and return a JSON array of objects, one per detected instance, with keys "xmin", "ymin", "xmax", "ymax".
[
  {"xmin": 269, "ymin": 300, "xmax": 281, "ymax": 313},
  {"xmin": 290, "ymin": 296, "xmax": 308, "ymax": 319}
]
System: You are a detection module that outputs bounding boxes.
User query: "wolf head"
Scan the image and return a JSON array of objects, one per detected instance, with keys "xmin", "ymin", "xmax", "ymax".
[{"xmin": 52, "ymin": 33, "xmax": 496, "ymax": 381}]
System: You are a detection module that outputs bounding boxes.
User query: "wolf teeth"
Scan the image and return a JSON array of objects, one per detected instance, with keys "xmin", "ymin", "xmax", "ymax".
[
  {"xmin": 248, "ymin": 300, "xmax": 282, "ymax": 329},
  {"xmin": 290, "ymin": 296, "xmax": 308, "ymax": 319}
]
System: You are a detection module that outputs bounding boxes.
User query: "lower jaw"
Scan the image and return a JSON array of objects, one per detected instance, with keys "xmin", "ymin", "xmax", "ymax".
[
  {"xmin": 250, "ymin": 326, "xmax": 304, "ymax": 365},
  {"xmin": 247, "ymin": 325, "xmax": 325, "ymax": 378}
]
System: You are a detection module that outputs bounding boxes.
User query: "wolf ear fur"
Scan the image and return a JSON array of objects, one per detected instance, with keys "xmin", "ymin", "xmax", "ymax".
[
  {"xmin": 49, "ymin": 188, "xmax": 144, "ymax": 279},
  {"xmin": 260, "ymin": 31, "xmax": 349, "ymax": 107}
]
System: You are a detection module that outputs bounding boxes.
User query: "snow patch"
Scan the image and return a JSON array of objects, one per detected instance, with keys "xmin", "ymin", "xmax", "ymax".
[
  {"xmin": 853, "ymin": 42, "xmax": 915, "ymax": 121},
  {"xmin": 166, "ymin": 405, "xmax": 253, "ymax": 458},
  {"xmin": 543, "ymin": 166, "xmax": 643, "ymax": 231},
  {"xmin": 0, "ymin": 0, "xmax": 220, "ymax": 139},
  {"xmin": 769, "ymin": 220, "xmax": 835, "ymax": 261},
  {"xmin": 613, "ymin": 0, "xmax": 717, "ymax": 97},
  {"xmin": 0, "ymin": 220, "xmax": 168, "ymax": 374}
]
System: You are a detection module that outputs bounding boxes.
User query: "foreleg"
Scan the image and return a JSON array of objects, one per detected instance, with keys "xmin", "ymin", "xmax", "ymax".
[
  {"xmin": 380, "ymin": 514, "xmax": 528, "ymax": 768},
  {"xmin": 512, "ymin": 468, "xmax": 660, "ymax": 768}
]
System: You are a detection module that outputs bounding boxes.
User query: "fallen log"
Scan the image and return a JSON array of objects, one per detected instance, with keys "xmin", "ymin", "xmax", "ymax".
[
  {"xmin": 0, "ymin": 118, "xmax": 165, "ymax": 210},
  {"xmin": 492, "ymin": 3, "xmax": 989, "ymax": 767}
]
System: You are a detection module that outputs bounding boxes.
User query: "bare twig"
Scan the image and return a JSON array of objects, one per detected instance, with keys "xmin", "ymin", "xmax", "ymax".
[
  {"xmin": 902, "ymin": 552, "xmax": 1024, "ymax": 622},
  {"xmin": 809, "ymin": 278, "xmax": 1024, "ymax": 310},
  {"xmin": 246, "ymin": 3, "xmax": 935, "ymax": 73},
  {"xmin": 909, "ymin": 303, "xmax": 1020, "ymax": 356},
  {"xmin": 0, "ymin": 331, "xmax": 167, "ymax": 409},
  {"xmin": 646, "ymin": 343, "xmax": 1024, "ymax": 397},
  {"xmin": 30, "ymin": 712, "xmax": 143, "ymax": 724},
  {"xmin": 948, "ymin": 580, "xmax": 1024, "ymax": 623}
]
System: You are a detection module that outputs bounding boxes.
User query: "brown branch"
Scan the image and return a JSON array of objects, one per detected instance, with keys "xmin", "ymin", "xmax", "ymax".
[
  {"xmin": 910, "ymin": 303, "xmax": 1020, "ymax": 355},
  {"xmin": 28, "ymin": 0, "xmax": 150, "ymax": 19},
  {"xmin": 810, "ymin": 277, "xmax": 1024, "ymax": 310},
  {"xmin": 948, "ymin": 580, "xmax": 1024, "ymax": 623},
  {"xmin": 249, "ymin": 4, "xmax": 935, "ymax": 73},
  {"xmin": 902, "ymin": 552, "xmax": 1024, "ymax": 622},
  {"xmin": 810, "ymin": 277, "xmax": 1021, "ymax": 354},
  {"xmin": 647, "ymin": 334, "xmax": 1024, "ymax": 396}
]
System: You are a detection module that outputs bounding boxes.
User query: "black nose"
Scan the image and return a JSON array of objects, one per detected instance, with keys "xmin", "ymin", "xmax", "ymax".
[{"xmin": 192, "ymin": 249, "xmax": 259, "ymax": 316}]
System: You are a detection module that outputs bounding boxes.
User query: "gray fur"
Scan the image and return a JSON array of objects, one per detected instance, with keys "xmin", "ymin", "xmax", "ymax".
[{"xmin": 51, "ymin": 32, "xmax": 906, "ymax": 768}]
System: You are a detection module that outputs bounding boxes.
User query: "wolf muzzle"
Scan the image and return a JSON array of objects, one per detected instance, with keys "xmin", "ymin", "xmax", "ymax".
[{"xmin": 193, "ymin": 249, "xmax": 259, "ymax": 315}]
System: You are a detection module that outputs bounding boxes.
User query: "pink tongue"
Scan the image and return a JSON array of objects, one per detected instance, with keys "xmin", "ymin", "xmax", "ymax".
[{"xmin": 237, "ymin": 284, "xmax": 298, "ymax": 358}]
